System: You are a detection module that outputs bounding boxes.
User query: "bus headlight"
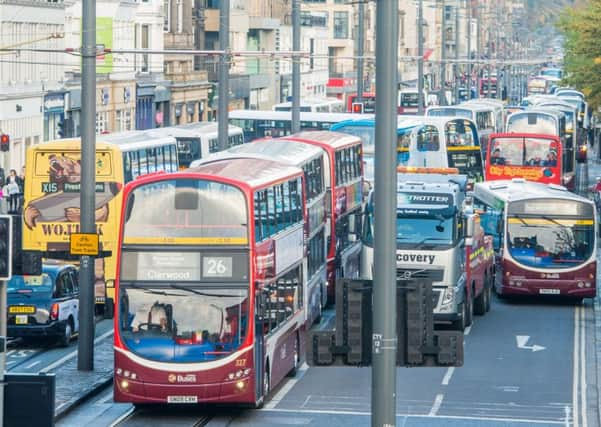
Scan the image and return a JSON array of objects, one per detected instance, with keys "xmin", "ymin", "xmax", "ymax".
[{"xmin": 578, "ymin": 281, "xmax": 584, "ymax": 288}]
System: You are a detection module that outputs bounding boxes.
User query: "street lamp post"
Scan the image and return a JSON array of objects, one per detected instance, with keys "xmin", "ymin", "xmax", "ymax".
[{"xmin": 440, "ymin": 0, "xmax": 447, "ymax": 105}]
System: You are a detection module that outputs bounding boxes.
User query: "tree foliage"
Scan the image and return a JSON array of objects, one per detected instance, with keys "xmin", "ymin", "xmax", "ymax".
[{"xmin": 558, "ymin": 0, "xmax": 601, "ymax": 111}]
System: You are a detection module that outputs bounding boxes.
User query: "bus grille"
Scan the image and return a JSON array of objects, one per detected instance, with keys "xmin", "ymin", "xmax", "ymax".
[{"xmin": 396, "ymin": 268, "xmax": 444, "ymax": 282}]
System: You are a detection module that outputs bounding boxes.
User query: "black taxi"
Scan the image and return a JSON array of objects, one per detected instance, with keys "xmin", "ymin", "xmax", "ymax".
[{"xmin": 7, "ymin": 263, "xmax": 79, "ymax": 346}]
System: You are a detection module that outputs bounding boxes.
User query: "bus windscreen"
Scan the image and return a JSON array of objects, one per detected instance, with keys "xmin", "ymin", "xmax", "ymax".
[
  {"xmin": 123, "ymin": 179, "xmax": 248, "ymax": 245},
  {"xmin": 507, "ymin": 114, "xmax": 557, "ymax": 135},
  {"xmin": 119, "ymin": 287, "xmax": 249, "ymax": 363},
  {"xmin": 507, "ymin": 216, "xmax": 594, "ymax": 269}
]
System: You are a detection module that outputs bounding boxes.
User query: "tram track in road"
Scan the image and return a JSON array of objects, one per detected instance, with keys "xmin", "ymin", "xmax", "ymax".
[{"xmin": 112, "ymin": 405, "xmax": 215, "ymax": 427}]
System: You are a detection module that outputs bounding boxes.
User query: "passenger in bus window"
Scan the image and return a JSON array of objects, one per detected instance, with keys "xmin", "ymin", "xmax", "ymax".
[
  {"xmin": 490, "ymin": 148, "xmax": 506, "ymax": 165},
  {"xmin": 543, "ymin": 150, "xmax": 557, "ymax": 167}
]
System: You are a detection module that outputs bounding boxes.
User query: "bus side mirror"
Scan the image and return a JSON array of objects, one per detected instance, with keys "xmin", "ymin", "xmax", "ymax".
[{"xmin": 465, "ymin": 216, "xmax": 474, "ymax": 239}]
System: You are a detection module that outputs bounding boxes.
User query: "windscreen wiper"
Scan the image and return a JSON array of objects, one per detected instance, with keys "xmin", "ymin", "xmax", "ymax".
[{"xmin": 541, "ymin": 215, "xmax": 568, "ymax": 228}]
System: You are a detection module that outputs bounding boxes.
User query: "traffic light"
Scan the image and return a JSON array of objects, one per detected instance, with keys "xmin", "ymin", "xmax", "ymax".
[
  {"xmin": 0, "ymin": 215, "xmax": 13, "ymax": 280},
  {"xmin": 0, "ymin": 134, "xmax": 9, "ymax": 152},
  {"xmin": 352, "ymin": 102, "xmax": 364, "ymax": 114},
  {"xmin": 57, "ymin": 120, "xmax": 66, "ymax": 138},
  {"xmin": 10, "ymin": 214, "xmax": 42, "ymax": 276}
]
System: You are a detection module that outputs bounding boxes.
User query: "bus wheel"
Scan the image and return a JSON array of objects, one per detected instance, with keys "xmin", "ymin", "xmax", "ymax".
[
  {"xmin": 263, "ymin": 364, "xmax": 271, "ymax": 399},
  {"xmin": 287, "ymin": 334, "xmax": 300, "ymax": 377}
]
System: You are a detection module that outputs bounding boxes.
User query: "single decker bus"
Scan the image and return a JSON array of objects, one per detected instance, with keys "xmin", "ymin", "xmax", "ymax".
[{"xmin": 474, "ymin": 179, "xmax": 596, "ymax": 300}]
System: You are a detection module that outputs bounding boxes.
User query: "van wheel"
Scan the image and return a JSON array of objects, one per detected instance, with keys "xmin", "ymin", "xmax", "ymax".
[
  {"xmin": 59, "ymin": 320, "xmax": 73, "ymax": 347},
  {"xmin": 485, "ymin": 280, "xmax": 493, "ymax": 312},
  {"xmin": 465, "ymin": 289, "xmax": 474, "ymax": 327},
  {"xmin": 474, "ymin": 281, "xmax": 487, "ymax": 316}
]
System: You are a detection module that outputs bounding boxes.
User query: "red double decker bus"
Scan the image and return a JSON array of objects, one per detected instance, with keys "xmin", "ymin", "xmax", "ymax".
[
  {"xmin": 485, "ymin": 133, "xmax": 563, "ymax": 185},
  {"xmin": 114, "ymin": 158, "xmax": 307, "ymax": 406},
  {"xmin": 190, "ymin": 138, "xmax": 329, "ymax": 323},
  {"xmin": 285, "ymin": 131, "xmax": 364, "ymax": 303}
]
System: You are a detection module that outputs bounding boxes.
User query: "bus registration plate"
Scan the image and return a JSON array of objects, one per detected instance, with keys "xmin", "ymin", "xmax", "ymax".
[
  {"xmin": 167, "ymin": 396, "xmax": 198, "ymax": 403},
  {"xmin": 539, "ymin": 289, "xmax": 560, "ymax": 295}
]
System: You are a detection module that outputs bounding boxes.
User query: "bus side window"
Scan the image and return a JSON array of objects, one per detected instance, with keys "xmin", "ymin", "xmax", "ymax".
[{"xmin": 123, "ymin": 152, "xmax": 133, "ymax": 183}]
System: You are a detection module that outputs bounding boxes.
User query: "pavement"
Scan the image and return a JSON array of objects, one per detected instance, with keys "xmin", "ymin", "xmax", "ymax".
[
  {"xmin": 52, "ymin": 333, "xmax": 113, "ymax": 421},
  {"xmin": 45, "ymin": 145, "xmax": 601, "ymax": 424}
]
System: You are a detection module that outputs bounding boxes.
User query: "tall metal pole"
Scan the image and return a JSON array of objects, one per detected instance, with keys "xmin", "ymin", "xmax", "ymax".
[
  {"xmin": 417, "ymin": 0, "xmax": 424, "ymax": 114},
  {"xmin": 217, "ymin": 0, "xmax": 230, "ymax": 150},
  {"xmin": 440, "ymin": 0, "xmax": 447, "ymax": 105},
  {"xmin": 466, "ymin": 0, "xmax": 471, "ymax": 99},
  {"xmin": 476, "ymin": 5, "xmax": 481, "ymax": 99},
  {"xmin": 357, "ymin": 0, "xmax": 365, "ymax": 104},
  {"xmin": 495, "ymin": 4, "xmax": 502, "ymax": 100},
  {"xmin": 291, "ymin": 0, "xmax": 301, "ymax": 133},
  {"xmin": 78, "ymin": 0, "xmax": 97, "ymax": 371},
  {"xmin": 454, "ymin": 0, "xmax": 460, "ymax": 104},
  {"xmin": 0, "ymin": 278, "xmax": 6, "ymax": 425},
  {"xmin": 372, "ymin": 0, "xmax": 398, "ymax": 425}
]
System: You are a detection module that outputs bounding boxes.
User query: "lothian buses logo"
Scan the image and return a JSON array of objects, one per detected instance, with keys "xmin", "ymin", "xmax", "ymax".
[{"xmin": 168, "ymin": 373, "xmax": 197, "ymax": 383}]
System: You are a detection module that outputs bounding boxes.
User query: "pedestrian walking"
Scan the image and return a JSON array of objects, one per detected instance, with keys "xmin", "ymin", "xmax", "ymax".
[{"xmin": 6, "ymin": 169, "xmax": 21, "ymax": 213}]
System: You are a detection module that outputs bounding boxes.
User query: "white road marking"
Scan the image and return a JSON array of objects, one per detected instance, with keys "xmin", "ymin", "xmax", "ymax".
[
  {"xmin": 564, "ymin": 405, "xmax": 571, "ymax": 427},
  {"xmin": 39, "ymin": 329, "xmax": 113, "ymax": 374},
  {"xmin": 464, "ymin": 325, "xmax": 472, "ymax": 336},
  {"xmin": 580, "ymin": 305, "xmax": 587, "ymax": 427},
  {"xmin": 441, "ymin": 367, "xmax": 455, "ymax": 386},
  {"xmin": 516, "ymin": 335, "xmax": 546, "ymax": 352},
  {"xmin": 25, "ymin": 360, "xmax": 41, "ymax": 369},
  {"xmin": 262, "ymin": 407, "xmax": 566, "ymax": 424},
  {"xmin": 109, "ymin": 407, "xmax": 135, "ymax": 427},
  {"xmin": 264, "ymin": 362, "xmax": 309, "ymax": 410},
  {"xmin": 428, "ymin": 393, "xmax": 444, "ymax": 416}
]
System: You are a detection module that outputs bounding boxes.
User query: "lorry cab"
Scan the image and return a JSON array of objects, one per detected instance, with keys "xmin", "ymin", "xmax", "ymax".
[{"xmin": 360, "ymin": 168, "xmax": 494, "ymax": 331}]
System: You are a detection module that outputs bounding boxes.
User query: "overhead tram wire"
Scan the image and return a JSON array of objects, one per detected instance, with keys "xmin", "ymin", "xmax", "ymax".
[{"xmin": 0, "ymin": 45, "xmax": 555, "ymax": 67}]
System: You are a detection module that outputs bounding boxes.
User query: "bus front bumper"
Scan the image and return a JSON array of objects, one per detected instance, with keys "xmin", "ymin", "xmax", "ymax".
[{"xmin": 500, "ymin": 279, "xmax": 596, "ymax": 298}]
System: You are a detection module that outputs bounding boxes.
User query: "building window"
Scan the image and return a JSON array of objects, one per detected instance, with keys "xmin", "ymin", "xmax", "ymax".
[
  {"xmin": 334, "ymin": 11, "xmax": 348, "ymax": 39},
  {"xmin": 96, "ymin": 112, "xmax": 108, "ymax": 134},
  {"xmin": 116, "ymin": 109, "xmax": 133, "ymax": 131},
  {"xmin": 164, "ymin": 0, "xmax": 171, "ymax": 32},
  {"xmin": 177, "ymin": 0, "xmax": 183, "ymax": 33},
  {"xmin": 141, "ymin": 24, "xmax": 149, "ymax": 72}
]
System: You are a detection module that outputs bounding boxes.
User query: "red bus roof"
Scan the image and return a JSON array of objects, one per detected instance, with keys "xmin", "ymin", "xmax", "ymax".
[
  {"xmin": 489, "ymin": 133, "xmax": 561, "ymax": 143},
  {"xmin": 186, "ymin": 158, "xmax": 303, "ymax": 188},
  {"xmin": 285, "ymin": 131, "xmax": 362, "ymax": 150}
]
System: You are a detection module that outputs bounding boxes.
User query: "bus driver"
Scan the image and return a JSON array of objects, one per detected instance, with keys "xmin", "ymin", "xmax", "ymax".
[{"xmin": 132, "ymin": 302, "xmax": 169, "ymax": 333}]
